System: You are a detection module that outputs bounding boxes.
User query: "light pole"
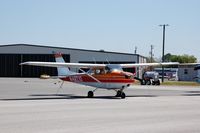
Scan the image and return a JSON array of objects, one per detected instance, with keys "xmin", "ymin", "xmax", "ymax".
[{"xmin": 159, "ymin": 24, "xmax": 169, "ymax": 82}]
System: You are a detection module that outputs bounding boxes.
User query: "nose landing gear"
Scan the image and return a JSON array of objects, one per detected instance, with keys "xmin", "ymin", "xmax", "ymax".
[{"xmin": 115, "ymin": 90, "xmax": 126, "ymax": 99}]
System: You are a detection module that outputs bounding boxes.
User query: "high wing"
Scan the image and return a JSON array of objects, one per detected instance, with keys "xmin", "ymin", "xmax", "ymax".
[
  {"xmin": 120, "ymin": 62, "xmax": 179, "ymax": 68},
  {"xmin": 20, "ymin": 61, "xmax": 106, "ymax": 68},
  {"xmin": 179, "ymin": 63, "xmax": 200, "ymax": 65},
  {"xmin": 20, "ymin": 61, "xmax": 179, "ymax": 68}
]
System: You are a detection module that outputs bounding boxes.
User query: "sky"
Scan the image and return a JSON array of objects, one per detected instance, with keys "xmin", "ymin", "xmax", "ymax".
[{"xmin": 0, "ymin": 0, "xmax": 200, "ymax": 61}]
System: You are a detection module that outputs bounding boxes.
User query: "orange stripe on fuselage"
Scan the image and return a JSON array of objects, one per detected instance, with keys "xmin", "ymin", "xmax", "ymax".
[{"xmin": 61, "ymin": 72, "xmax": 135, "ymax": 83}]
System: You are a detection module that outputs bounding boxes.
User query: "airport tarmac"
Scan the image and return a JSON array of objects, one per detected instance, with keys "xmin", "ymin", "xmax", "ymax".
[{"xmin": 1, "ymin": 78, "xmax": 200, "ymax": 133}]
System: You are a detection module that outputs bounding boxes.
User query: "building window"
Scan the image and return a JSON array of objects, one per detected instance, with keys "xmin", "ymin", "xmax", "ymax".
[{"xmin": 184, "ymin": 69, "xmax": 188, "ymax": 74}]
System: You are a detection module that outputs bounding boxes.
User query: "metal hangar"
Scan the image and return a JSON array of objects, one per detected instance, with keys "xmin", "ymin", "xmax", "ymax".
[{"xmin": 0, "ymin": 44, "xmax": 147, "ymax": 77}]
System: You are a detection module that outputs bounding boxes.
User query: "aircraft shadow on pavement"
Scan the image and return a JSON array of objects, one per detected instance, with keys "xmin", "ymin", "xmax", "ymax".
[
  {"xmin": 0, "ymin": 94, "xmax": 158, "ymax": 101},
  {"xmin": 182, "ymin": 91, "xmax": 200, "ymax": 96}
]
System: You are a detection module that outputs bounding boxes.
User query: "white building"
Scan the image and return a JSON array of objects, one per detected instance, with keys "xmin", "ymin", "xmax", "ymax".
[{"xmin": 178, "ymin": 65, "xmax": 200, "ymax": 82}]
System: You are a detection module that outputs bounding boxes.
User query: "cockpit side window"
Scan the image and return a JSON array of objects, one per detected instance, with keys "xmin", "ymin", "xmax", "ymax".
[
  {"xmin": 106, "ymin": 65, "xmax": 123, "ymax": 72},
  {"xmin": 88, "ymin": 65, "xmax": 123, "ymax": 74},
  {"xmin": 92, "ymin": 68, "xmax": 107, "ymax": 75},
  {"xmin": 95, "ymin": 69, "xmax": 101, "ymax": 74}
]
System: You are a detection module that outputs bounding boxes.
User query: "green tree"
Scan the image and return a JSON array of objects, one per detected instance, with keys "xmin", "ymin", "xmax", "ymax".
[
  {"xmin": 164, "ymin": 53, "xmax": 197, "ymax": 63},
  {"xmin": 164, "ymin": 53, "xmax": 172, "ymax": 62}
]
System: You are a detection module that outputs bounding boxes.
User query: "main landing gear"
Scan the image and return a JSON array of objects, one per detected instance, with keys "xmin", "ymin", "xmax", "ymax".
[
  {"xmin": 87, "ymin": 88, "xmax": 98, "ymax": 98},
  {"xmin": 88, "ymin": 91, "xmax": 94, "ymax": 98},
  {"xmin": 87, "ymin": 89, "xmax": 126, "ymax": 99},
  {"xmin": 115, "ymin": 90, "xmax": 126, "ymax": 99}
]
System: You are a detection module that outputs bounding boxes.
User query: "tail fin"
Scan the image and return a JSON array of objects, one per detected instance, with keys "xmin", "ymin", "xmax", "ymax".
[{"xmin": 54, "ymin": 52, "xmax": 70, "ymax": 76}]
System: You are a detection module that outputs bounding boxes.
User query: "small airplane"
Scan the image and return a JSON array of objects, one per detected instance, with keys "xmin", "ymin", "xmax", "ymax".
[{"xmin": 20, "ymin": 53, "xmax": 179, "ymax": 99}]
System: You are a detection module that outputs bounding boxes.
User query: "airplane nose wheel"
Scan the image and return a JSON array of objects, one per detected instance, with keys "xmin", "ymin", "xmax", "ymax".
[
  {"xmin": 116, "ymin": 90, "xmax": 126, "ymax": 99},
  {"xmin": 121, "ymin": 92, "xmax": 126, "ymax": 99},
  {"xmin": 88, "ymin": 91, "xmax": 94, "ymax": 98},
  {"xmin": 116, "ymin": 90, "xmax": 121, "ymax": 97}
]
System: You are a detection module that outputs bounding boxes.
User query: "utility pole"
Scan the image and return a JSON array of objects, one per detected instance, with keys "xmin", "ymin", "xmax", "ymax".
[
  {"xmin": 149, "ymin": 45, "xmax": 154, "ymax": 71},
  {"xmin": 159, "ymin": 24, "xmax": 169, "ymax": 82},
  {"xmin": 134, "ymin": 46, "xmax": 137, "ymax": 54},
  {"xmin": 150, "ymin": 45, "xmax": 154, "ymax": 63}
]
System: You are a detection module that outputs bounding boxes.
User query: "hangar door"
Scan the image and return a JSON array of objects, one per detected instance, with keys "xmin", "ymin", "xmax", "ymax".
[{"xmin": 0, "ymin": 54, "xmax": 70, "ymax": 77}]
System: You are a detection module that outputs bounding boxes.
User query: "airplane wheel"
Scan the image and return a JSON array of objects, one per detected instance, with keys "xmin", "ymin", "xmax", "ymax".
[
  {"xmin": 88, "ymin": 91, "xmax": 94, "ymax": 98},
  {"xmin": 116, "ymin": 90, "xmax": 122, "ymax": 97},
  {"xmin": 121, "ymin": 92, "xmax": 126, "ymax": 99}
]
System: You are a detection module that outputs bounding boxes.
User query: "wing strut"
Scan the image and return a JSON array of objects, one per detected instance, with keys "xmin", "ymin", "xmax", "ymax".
[{"xmin": 79, "ymin": 68, "xmax": 101, "ymax": 83}]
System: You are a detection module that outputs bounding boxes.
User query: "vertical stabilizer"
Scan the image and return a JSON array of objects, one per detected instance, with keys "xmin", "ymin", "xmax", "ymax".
[{"xmin": 54, "ymin": 52, "xmax": 70, "ymax": 76}]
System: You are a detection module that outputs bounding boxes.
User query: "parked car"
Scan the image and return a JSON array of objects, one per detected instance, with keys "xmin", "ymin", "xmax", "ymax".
[{"xmin": 134, "ymin": 71, "xmax": 160, "ymax": 85}]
